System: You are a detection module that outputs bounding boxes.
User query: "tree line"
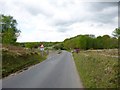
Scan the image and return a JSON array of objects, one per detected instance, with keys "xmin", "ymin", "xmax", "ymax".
[
  {"xmin": 20, "ymin": 42, "xmax": 59, "ymax": 49},
  {"xmin": 55, "ymin": 28, "xmax": 120, "ymax": 50},
  {"xmin": 62, "ymin": 34, "xmax": 118, "ymax": 50}
]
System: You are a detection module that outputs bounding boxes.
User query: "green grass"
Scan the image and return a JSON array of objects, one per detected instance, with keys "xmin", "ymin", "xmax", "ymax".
[
  {"xmin": 2, "ymin": 45, "xmax": 47, "ymax": 78},
  {"xmin": 73, "ymin": 50, "xmax": 119, "ymax": 88}
]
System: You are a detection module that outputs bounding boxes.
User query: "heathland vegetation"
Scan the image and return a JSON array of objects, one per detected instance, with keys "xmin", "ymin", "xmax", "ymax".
[{"xmin": 73, "ymin": 49, "xmax": 118, "ymax": 88}]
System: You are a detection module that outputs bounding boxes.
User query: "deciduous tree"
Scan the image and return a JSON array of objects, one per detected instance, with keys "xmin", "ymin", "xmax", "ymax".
[{"xmin": 1, "ymin": 14, "xmax": 20, "ymax": 44}]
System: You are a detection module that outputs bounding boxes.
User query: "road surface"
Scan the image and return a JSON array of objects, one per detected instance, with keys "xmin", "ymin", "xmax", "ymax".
[{"xmin": 2, "ymin": 51, "xmax": 83, "ymax": 88}]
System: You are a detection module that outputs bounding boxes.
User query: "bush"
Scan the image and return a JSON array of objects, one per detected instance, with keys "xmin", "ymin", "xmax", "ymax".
[{"xmin": 2, "ymin": 49, "xmax": 46, "ymax": 78}]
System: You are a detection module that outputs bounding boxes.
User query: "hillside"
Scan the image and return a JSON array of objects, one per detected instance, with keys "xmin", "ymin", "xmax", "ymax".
[{"xmin": 2, "ymin": 44, "xmax": 47, "ymax": 78}]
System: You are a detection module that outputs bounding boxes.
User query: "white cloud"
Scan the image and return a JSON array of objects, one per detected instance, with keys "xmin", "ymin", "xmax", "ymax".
[{"xmin": 0, "ymin": 0, "xmax": 118, "ymax": 42}]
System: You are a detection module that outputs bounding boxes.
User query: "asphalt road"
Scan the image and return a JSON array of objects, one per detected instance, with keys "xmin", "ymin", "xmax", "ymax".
[{"xmin": 2, "ymin": 51, "xmax": 83, "ymax": 88}]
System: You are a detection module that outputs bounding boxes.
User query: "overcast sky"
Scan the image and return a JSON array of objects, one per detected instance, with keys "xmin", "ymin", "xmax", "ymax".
[{"xmin": 0, "ymin": 0, "xmax": 119, "ymax": 42}]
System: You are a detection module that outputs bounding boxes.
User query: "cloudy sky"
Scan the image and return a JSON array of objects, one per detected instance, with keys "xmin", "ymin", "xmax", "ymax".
[{"xmin": 0, "ymin": 0, "xmax": 119, "ymax": 42}]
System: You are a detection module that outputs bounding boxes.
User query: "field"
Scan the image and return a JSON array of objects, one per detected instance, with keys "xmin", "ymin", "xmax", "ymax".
[
  {"xmin": 73, "ymin": 49, "xmax": 119, "ymax": 88},
  {"xmin": 2, "ymin": 45, "xmax": 47, "ymax": 78}
]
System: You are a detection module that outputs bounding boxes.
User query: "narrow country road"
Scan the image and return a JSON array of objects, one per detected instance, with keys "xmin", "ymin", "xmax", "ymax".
[{"xmin": 2, "ymin": 51, "xmax": 83, "ymax": 88}]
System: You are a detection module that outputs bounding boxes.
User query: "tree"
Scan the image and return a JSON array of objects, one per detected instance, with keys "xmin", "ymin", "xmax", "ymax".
[
  {"xmin": 112, "ymin": 28, "xmax": 120, "ymax": 49},
  {"xmin": 110, "ymin": 37, "xmax": 118, "ymax": 48},
  {"xmin": 25, "ymin": 43, "xmax": 35, "ymax": 49},
  {"xmin": 102, "ymin": 35, "xmax": 111, "ymax": 49},
  {"xmin": 112, "ymin": 28, "xmax": 120, "ymax": 38},
  {"xmin": 53, "ymin": 43, "xmax": 65, "ymax": 50},
  {"xmin": 1, "ymin": 14, "xmax": 20, "ymax": 44}
]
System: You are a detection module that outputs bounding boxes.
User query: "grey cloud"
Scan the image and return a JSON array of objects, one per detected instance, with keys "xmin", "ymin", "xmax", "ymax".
[
  {"xmin": 54, "ymin": 21, "xmax": 72, "ymax": 33},
  {"xmin": 56, "ymin": 2, "xmax": 117, "ymax": 26},
  {"xmin": 14, "ymin": 1, "xmax": 53, "ymax": 17},
  {"xmin": 57, "ymin": 26, "xmax": 69, "ymax": 33},
  {"xmin": 85, "ymin": 2, "xmax": 118, "ymax": 24},
  {"xmin": 90, "ymin": 24, "xmax": 94, "ymax": 27},
  {"xmin": 25, "ymin": 6, "xmax": 41, "ymax": 16},
  {"xmin": 54, "ymin": 18, "xmax": 84, "ymax": 33},
  {"xmin": 25, "ymin": 6, "xmax": 53, "ymax": 17},
  {"xmin": 90, "ymin": 23, "xmax": 103, "ymax": 27},
  {"xmin": 88, "ymin": 2, "xmax": 118, "ymax": 12},
  {"xmin": 13, "ymin": 1, "xmax": 40, "ymax": 16},
  {"xmin": 1, "ymin": 1, "xmax": 117, "ymax": 33},
  {"xmin": 90, "ymin": 11, "xmax": 117, "ymax": 24},
  {"xmin": 97, "ymin": 23, "xmax": 103, "ymax": 27},
  {"xmin": 15, "ymin": 1, "xmax": 118, "ymax": 27},
  {"xmin": 55, "ymin": 19, "xmax": 78, "ymax": 27},
  {"xmin": 53, "ymin": 15, "xmax": 85, "ymax": 27},
  {"xmin": 54, "ymin": 2, "xmax": 118, "ymax": 33},
  {"xmin": 49, "ymin": 0, "xmax": 74, "ymax": 8}
]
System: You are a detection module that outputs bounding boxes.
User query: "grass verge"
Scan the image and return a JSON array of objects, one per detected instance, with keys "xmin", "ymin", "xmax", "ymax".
[
  {"xmin": 2, "ymin": 45, "xmax": 47, "ymax": 78},
  {"xmin": 73, "ymin": 50, "xmax": 119, "ymax": 88}
]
